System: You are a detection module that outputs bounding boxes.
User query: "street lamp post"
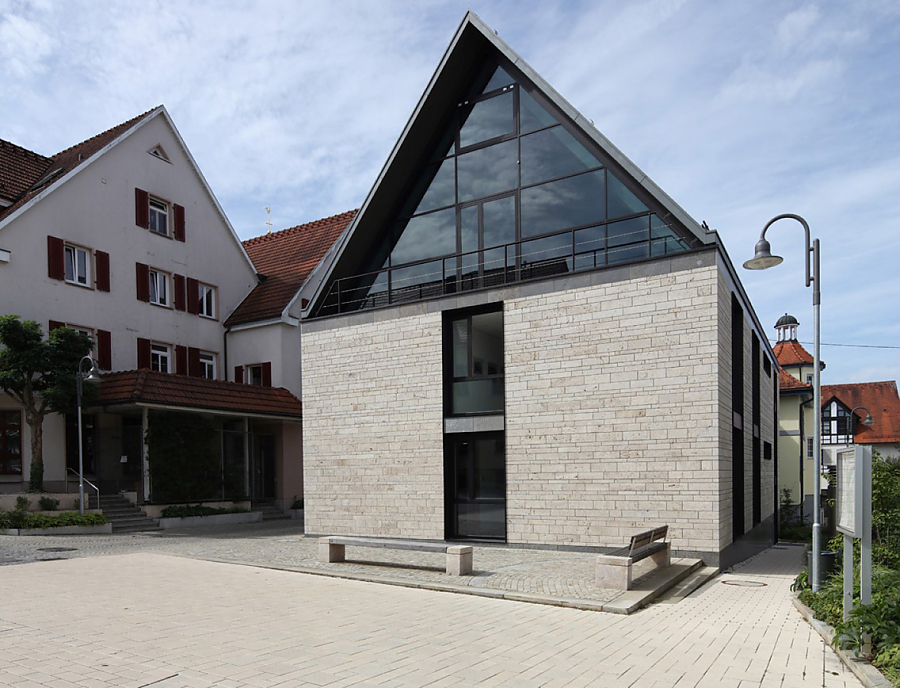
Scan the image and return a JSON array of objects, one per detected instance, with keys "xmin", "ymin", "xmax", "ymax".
[
  {"xmin": 76, "ymin": 355, "xmax": 102, "ymax": 515},
  {"xmin": 743, "ymin": 213, "xmax": 824, "ymax": 590}
]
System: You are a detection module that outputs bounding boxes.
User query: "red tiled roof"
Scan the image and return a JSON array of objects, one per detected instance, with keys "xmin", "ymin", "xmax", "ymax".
[
  {"xmin": 225, "ymin": 210, "xmax": 356, "ymax": 326},
  {"xmin": 92, "ymin": 369, "xmax": 302, "ymax": 419},
  {"xmin": 0, "ymin": 139, "xmax": 52, "ymax": 204},
  {"xmin": 773, "ymin": 339, "xmax": 814, "ymax": 367},
  {"xmin": 779, "ymin": 368, "xmax": 810, "ymax": 392},
  {"xmin": 0, "ymin": 107, "xmax": 159, "ymax": 222},
  {"xmin": 822, "ymin": 380, "xmax": 900, "ymax": 445}
]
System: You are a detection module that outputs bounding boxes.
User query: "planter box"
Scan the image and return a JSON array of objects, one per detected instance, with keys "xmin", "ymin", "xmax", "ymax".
[
  {"xmin": 144, "ymin": 500, "xmax": 252, "ymax": 519},
  {"xmin": 287, "ymin": 509, "xmax": 304, "ymax": 525},
  {"xmin": 1, "ymin": 523, "xmax": 113, "ymax": 536},
  {"xmin": 157, "ymin": 511, "xmax": 263, "ymax": 529}
]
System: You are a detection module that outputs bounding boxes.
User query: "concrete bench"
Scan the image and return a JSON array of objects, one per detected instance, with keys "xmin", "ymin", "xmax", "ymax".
[
  {"xmin": 318, "ymin": 536, "xmax": 474, "ymax": 575},
  {"xmin": 595, "ymin": 526, "xmax": 670, "ymax": 590}
]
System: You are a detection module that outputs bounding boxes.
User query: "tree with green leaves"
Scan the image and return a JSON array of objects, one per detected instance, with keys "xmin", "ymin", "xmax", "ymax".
[{"xmin": 0, "ymin": 316, "xmax": 94, "ymax": 491}]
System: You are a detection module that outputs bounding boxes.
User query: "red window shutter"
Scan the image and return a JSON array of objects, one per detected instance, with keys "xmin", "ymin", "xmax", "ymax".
[
  {"xmin": 135, "ymin": 188, "xmax": 149, "ymax": 228},
  {"xmin": 261, "ymin": 362, "xmax": 272, "ymax": 388},
  {"xmin": 234, "ymin": 365, "xmax": 243, "ymax": 384},
  {"xmin": 95, "ymin": 251, "xmax": 110, "ymax": 292},
  {"xmin": 174, "ymin": 274, "xmax": 186, "ymax": 311},
  {"xmin": 188, "ymin": 347, "xmax": 201, "ymax": 377},
  {"xmin": 49, "ymin": 320, "xmax": 65, "ymax": 331},
  {"xmin": 175, "ymin": 345, "xmax": 187, "ymax": 375},
  {"xmin": 47, "ymin": 236, "xmax": 65, "ymax": 280},
  {"xmin": 97, "ymin": 330, "xmax": 112, "ymax": 370},
  {"xmin": 186, "ymin": 277, "xmax": 199, "ymax": 314},
  {"xmin": 137, "ymin": 338, "xmax": 151, "ymax": 369},
  {"xmin": 174, "ymin": 204, "xmax": 185, "ymax": 242},
  {"xmin": 135, "ymin": 263, "xmax": 150, "ymax": 302}
]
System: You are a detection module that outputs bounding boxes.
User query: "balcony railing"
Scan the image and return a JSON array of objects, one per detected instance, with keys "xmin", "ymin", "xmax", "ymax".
[{"xmin": 317, "ymin": 221, "xmax": 691, "ymax": 316}]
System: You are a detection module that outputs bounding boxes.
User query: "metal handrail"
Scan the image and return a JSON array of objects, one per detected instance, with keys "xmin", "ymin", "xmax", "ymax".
[
  {"xmin": 66, "ymin": 468, "xmax": 101, "ymax": 508},
  {"xmin": 319, "ymin": 218, "xmax": 691, "ymax": 316}
]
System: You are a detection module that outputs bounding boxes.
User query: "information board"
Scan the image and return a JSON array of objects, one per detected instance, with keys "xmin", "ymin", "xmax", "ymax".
[{"xmin": 836, "ymin": 448, "xmax": 862, "ymax": 537}]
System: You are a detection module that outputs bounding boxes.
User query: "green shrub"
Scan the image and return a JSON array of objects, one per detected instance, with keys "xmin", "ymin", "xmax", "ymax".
[
  {"xmin": 15, "ymin": 495, "xmax": 30, "ymax": 511},
  {"xmin": 38, "ymin": 496, "xmax": 59, "ymax": 511},
  {"xmin": 0, "ymin": 510, "xmax": 106, "ymax": 529},
  {"xmin": 159, "ymin": 504, "xmax": 247, "ymax": 518}
]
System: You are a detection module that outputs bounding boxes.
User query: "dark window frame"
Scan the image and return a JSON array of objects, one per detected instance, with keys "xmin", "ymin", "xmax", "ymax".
[
  {"xmin": 0, "ymin": 410, "xmax": 23, "ymax": 475},
  {"xmin": 443, "ymin": 304, "xmax": 505, "ymax": 417}
]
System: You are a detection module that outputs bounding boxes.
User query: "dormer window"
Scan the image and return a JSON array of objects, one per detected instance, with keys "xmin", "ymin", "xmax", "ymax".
[{"xmin": 149, "ymin": 198, "xmax": 169, "ymax": 236}]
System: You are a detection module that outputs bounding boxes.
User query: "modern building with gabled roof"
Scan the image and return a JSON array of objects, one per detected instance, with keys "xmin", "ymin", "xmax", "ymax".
[
  {"xmin": 300, "ymin": 12, "xmax": 778, "ymax": 567},
  {"xmin": 0, "ymin": 106, "xmax": 304, "ymax": 518}
]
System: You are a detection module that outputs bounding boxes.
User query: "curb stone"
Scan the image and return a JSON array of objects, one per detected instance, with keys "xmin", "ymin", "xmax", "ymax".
[{"xmin": 792, "ymin": 595, "xmax": 891, "ymax": 688}]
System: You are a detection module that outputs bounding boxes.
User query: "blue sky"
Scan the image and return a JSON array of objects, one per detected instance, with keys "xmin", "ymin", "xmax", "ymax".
[{"xmin": 1, "ymin": 0, "xmax": 897, "ymax": 385}]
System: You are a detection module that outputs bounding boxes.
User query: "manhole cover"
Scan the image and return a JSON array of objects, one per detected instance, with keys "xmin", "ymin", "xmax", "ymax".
[
  {"xmin": 722, "ymin": 580, "xmax": 767, "ymax": 587},
  {"xmin": 37, "ymin": 547, "xmax": 77, "ymax": 553}
]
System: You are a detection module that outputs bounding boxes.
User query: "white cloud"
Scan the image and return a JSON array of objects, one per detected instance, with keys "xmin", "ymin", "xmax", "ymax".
[{"xmin": 1, "ymin": 0, "xmax": 897, "ymax": 385}]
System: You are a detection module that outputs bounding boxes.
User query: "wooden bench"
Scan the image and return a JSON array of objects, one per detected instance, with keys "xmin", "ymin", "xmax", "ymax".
[
  {"xmin": 318, "ymin": 536, "xmax": 473, "ymax": 575},
  {"xmin": 595, "ymin": 526, "xmax": 670, "ymax": 590}
]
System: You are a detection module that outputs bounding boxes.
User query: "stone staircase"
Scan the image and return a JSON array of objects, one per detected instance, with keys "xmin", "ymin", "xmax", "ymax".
[
  {"xmin": 257, "ymin": 503, "xmax": 290, "ymax": 521},
  {"xmin": 97, "ymin": 494, "xmax": 160, "ymax": 533}
]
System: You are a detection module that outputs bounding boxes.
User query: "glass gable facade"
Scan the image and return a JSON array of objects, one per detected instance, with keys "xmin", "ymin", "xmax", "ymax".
[{"xmin": 320, "ymin": 62, "xmax": 693, "ymax": 314}]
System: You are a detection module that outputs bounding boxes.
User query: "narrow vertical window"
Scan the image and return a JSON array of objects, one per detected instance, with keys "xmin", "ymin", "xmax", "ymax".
[
  {"xmin": 0, "ymin": 411, "xmax": 23, "ymax": 475},
  {"xmin": 149, "ymin": 198, "xmax": 169, "ymax": 236},
  {"xmin": 445, "ymin": 307, "xmax": 504, "ymax": 415},
  {"xmin": 199, "ymin": 352, "xmax": 216, "ymax": 379},
  {"xmin": 198, "ymin": 284, "xmax": 216, "ymax": 318},
  {"xmin": 149, "ymin": 270, "xmax": 169, "ymax": 306},
  {"xmin": 64, "ymin": 245, "xmax": 91, "ymax": 286},
  {"xmin": 150, "ymin": 343, "xmax": 171, "ymax": 373}
]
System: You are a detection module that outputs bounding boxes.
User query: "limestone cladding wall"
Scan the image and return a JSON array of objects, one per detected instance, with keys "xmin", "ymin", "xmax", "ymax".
[
  {"xmin": 715, "ymin": 265, "xmax": 777, "ymax": 549},
  {"xmin": 716, "ymin": 268, "xmax": 734, "ymax": 549},
  {"xmin": 301, "ymin": 312, "xmax": 444, "ymax": 538},
  {"xmin": 504, "ymin": 265, "xmax": 721, "ymax": 553}
]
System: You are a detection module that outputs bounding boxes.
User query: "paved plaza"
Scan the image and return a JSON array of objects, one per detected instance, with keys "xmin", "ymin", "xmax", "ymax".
[{"xmin": 0, "ymin": 522, "xmax": 863, "ymax": 687}]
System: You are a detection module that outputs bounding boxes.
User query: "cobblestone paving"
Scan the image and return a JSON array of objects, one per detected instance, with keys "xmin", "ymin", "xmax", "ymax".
[{"xmin": 0, "ymin": 521, "xmax": 623, "ymax": 603}]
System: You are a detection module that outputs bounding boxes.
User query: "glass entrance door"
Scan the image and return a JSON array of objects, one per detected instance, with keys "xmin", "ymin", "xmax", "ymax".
[{"xmin": 445, "ymin": 433, "xmax": 506, "ymax": 540}]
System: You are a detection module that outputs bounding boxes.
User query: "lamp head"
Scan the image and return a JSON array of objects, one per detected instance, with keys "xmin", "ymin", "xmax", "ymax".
[
  {"xmin": 82, "ymin": 357, "xmax": 103, "ymax": 384},
  {"xmin": 743, "ymin": 238, "xmax": 784, "ymax": 270},
  {"xmin": 862, "ymin": 412, "xmax": 874, "ymax": 425}
]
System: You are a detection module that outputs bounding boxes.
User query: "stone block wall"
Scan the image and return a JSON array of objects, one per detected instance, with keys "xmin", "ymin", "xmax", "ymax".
[
  {"xmin": 301, "ymin": 312, "xmax": 444, "ymax": 538},
  {"xmin": 504, "ymin": 265, "xmax": 722, "ymax": 554}
]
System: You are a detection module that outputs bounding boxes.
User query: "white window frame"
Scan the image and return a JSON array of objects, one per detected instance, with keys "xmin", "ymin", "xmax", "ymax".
[
  {"xmin": 150, "ymin": 343, "xmax": 171, "ymax": 373},
  {"xmin": 248, "ymin": 364, "xmax": 263, "ymax": 386},
  {"xmin": 149, "ymin": 197, "xmax": 169, "ymax": 236},
  {"xmin": 198, "ymin": 283, "xmax": 216, "ymax": 319},
  {"xmin": 199, "ymin": 351, "xmax": 216, "ymax": 380},
  {"xmin": 64, "ymin": 244, "xmax": 91, "ymax": 287},
  {"xmin": 149, "ymin": 269, "xmax": 169, "ymax": 307}
]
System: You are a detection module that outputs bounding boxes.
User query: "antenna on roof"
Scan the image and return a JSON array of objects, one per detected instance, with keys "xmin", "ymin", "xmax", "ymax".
[{"xmin": 265, "ymin": 206, "xmax": 272, "ymax": 235}]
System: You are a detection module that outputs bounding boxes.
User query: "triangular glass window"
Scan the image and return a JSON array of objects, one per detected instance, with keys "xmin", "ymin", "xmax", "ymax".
[
  {"xmin": 520, "ymin": 90, "xmax": 556, "ymax": 134},
  {"xmin": 319, "ymin": 59, "xmax": 694, "ymax": 315},
  {"xmin": 520, "ymin": 126, "xmax": 600, "ymax": 186},
  {"xmin": 607, "ymin": 174, "xmax": 647, "ymax": 219},
  {"xmin": 483, "ymin": 66, "xmax": 514, "ymax": 93},
  {"xmin": 459, "ymin": 91, "xmax": 514, "ymax": 149}
]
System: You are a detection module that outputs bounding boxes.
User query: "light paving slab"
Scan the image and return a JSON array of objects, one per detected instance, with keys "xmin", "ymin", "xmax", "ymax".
[{"xmin": 0, "ymin": 539, "xmax": 863, "ymax": 687}]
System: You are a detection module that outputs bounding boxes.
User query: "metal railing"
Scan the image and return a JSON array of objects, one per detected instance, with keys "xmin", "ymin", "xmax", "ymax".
[
  {"xmin": 318, "ymin": 219, "xmax": 691, "ymax": 316},
  {"xmin": 66, "ymin": 468, "xmax": 101, "ymax": 508}
]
